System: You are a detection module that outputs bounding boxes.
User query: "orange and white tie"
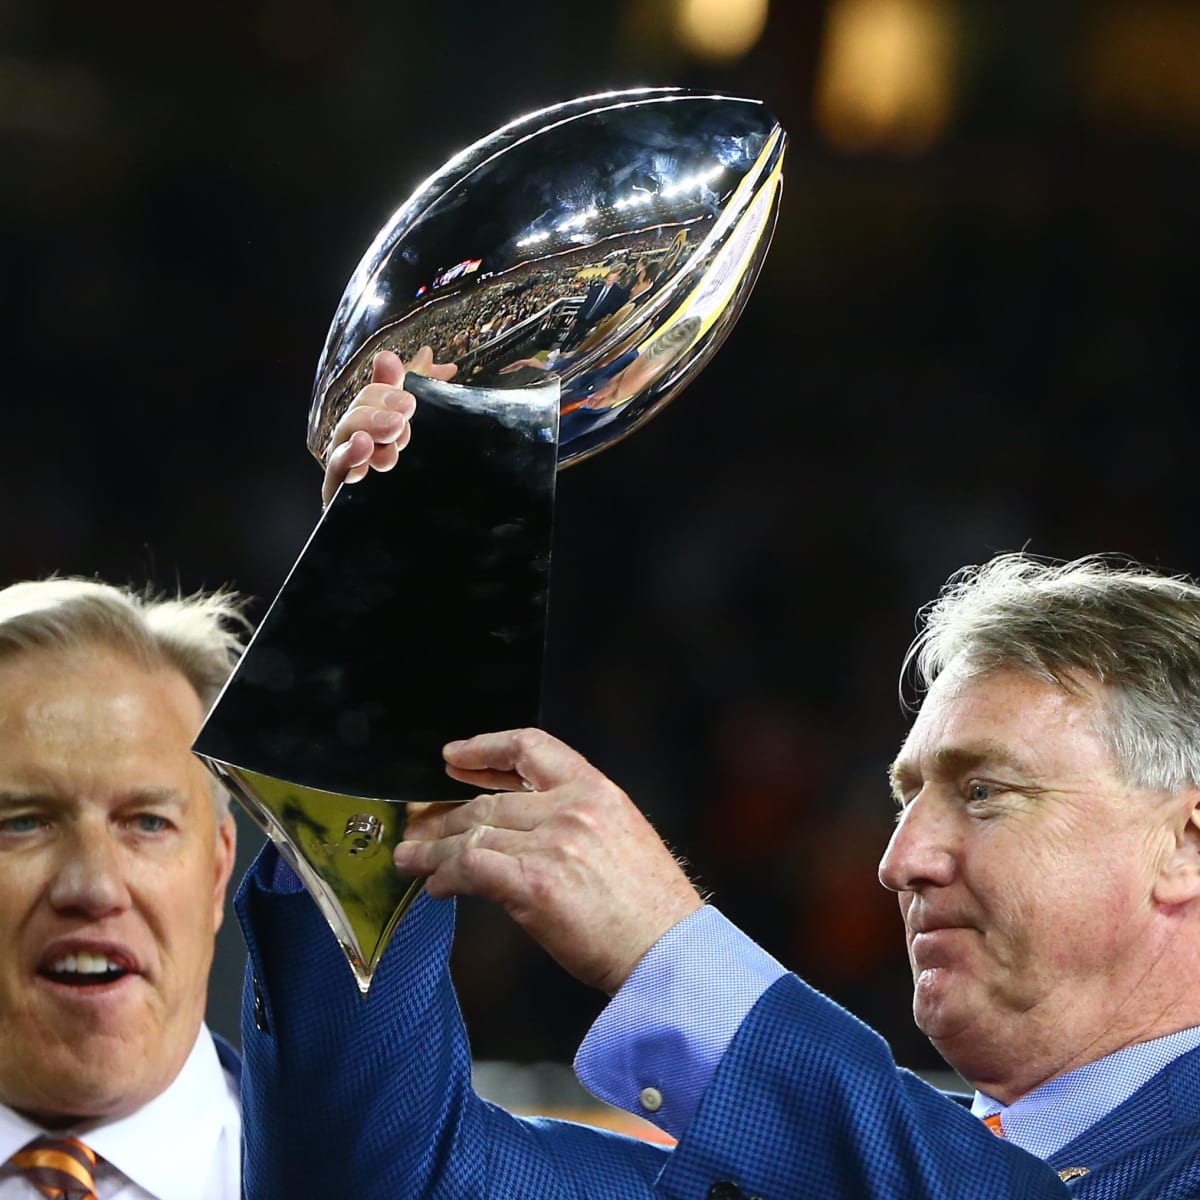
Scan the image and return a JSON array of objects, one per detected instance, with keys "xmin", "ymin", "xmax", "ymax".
[
  {"xmin": 9, "ymin": 1135, "xmax": 99, "ymax": 1200},
  {"xmin": 983, "ymin": 1113, "xmax": 1005, "ymax": 1137}
]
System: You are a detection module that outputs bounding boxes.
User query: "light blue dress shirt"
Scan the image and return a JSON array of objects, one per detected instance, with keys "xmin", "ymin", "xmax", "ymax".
[
  {"xmin": 575, "ymin": 904, "xmax": 1200, "ymax": 1155},
  {"xmin": 971, "ymin": 1025, "xmax": 1200, "ymax": 1158},
  {"xmin": 575, "ymin": 906, "xmax": 786, "ymax": 1137}
]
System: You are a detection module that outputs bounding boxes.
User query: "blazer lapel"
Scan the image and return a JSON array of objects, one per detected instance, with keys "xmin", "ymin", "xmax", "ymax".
[{"xmin": 1046, "ymin": 1043, "xmax": 1200, "ymax": 1180}]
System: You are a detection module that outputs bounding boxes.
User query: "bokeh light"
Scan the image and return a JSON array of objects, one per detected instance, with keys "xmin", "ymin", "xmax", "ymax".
[
  {"xmin": 1081, "ymin": 1, "xmax": 1200, "ymax": 141},
  {"xmin": 674, "ymin": 0, "xmax": 769, "ymax": 64},
  {"xmin": 815, "ymin": 0, "xmax": 957, "ymax": 155}
]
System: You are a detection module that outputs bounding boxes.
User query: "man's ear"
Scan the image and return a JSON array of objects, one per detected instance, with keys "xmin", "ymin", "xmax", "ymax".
[
  {"xmin": 212, "ymin": 811, "xmax": 238, "ymax": 932},
  {"xmin": 1153, "ymin": 790, "xmax": 1200, "ymax": 907}
]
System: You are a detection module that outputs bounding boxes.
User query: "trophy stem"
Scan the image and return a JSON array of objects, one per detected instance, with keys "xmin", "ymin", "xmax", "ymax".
[{"xmin": 195, "ymin": 375, "xmax": 561, "ymax": 991}]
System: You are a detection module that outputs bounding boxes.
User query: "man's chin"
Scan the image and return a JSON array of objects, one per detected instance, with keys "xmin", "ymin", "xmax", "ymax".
[
  {"xmin": 912, "ymin": 967, "xmax": 979, "ymax": 1043},
  {"xmin": 10, "ymin": 1072, "xmax": 158, "ymax": 1127},
  {"xmin": 0, "ymin": 1028, "xmax": 171, "ymax": 1124}
]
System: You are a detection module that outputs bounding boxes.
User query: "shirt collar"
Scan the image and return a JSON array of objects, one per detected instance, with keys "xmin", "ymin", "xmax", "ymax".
[
  {"xmin": 0, "ymin": 1026, "xmax": 239, "ymax": 1200},
  {"xmin": 971, "ymin": 1025, "xmax": 1200, "ymax": 1159},
  {"xmin": 0, "ymin": 1102, "xmax": 44, "ymax": 1166}
]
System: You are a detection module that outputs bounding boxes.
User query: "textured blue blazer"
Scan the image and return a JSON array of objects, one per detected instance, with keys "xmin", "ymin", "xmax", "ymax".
[{"xmin": 236, "ymin": 848, "xmax": 1200, "ymax": 1199}]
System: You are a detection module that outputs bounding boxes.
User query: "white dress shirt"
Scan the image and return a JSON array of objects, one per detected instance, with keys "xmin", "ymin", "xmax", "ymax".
[{"xmin": 0, "ymin": 1025, "xmax": 240, "ymax": 1200}]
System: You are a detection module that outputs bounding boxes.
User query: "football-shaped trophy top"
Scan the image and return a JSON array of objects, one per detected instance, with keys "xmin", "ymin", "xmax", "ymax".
[{"xmin": 309, "ymin": 87, "xmax": 786, "ymax": 469}]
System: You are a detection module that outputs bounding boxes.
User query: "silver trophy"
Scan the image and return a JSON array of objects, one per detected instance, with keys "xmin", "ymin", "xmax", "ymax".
[{"xmin": 195, "ymin": 88, "xmax": 786, "ymax": 992}]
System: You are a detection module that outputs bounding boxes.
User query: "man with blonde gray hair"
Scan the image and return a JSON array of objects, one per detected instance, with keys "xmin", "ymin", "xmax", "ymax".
[
  {"xmin": 0, "ymin": 577, "xmax": 246, "ymax": 1199},
  {"xmin": 238, "ymin": 392, "xmax": 1200, "ymax": 1200}
]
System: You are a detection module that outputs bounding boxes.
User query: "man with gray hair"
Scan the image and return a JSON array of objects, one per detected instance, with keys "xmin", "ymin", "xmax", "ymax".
[
  {"xmin": 238, "ymin": 416, "xmax": 1200, "ymax": 1200},
  {"xmin": 0, "ymin": 578, "xmax": 246, "ymax": 1199}
]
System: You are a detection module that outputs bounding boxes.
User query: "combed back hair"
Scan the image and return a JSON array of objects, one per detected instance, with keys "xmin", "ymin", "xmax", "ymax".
[
  {"xmin": 904, "ymin": 553, "xmax": 1200, "ymax": 793},
  {"xmin": 645, "ymin": 315, "xmax": 701, "ymax": 363},
  {"xmin": 0, "ymin": 577, "xmax": 250, "ymax": 814}
]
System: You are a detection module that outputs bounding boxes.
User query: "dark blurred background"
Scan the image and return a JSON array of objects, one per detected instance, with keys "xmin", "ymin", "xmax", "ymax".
[{"xmin": 2, "ymin": 0, "xmax": 1198, "ymax": 1084}]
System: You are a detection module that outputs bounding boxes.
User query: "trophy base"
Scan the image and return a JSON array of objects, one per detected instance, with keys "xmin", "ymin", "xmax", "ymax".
[{"xmin": 211, "ymin": 760, "xmax": 435, "ymax": 994}]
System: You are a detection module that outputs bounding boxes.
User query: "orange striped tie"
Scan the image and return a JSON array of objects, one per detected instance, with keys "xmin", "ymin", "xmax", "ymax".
[
  {"xmin": 983, "ymin": 1113, "xmax": 1004, "ymax": 1137},
  {"xmin": 9, "ymin": 1136, "xmax": 98, "ymax": 1200}
]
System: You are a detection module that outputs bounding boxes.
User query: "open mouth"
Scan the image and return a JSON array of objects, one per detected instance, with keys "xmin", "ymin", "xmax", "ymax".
[{"xmin": 39, "ymin": 952, "xmax": 133, "ymax": 987}]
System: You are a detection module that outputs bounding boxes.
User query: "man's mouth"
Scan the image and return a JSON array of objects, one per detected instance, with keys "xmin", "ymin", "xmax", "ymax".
[
  {"xmin": 42, "ymin": 954, "xmax": 127, "ymax": 986},
  {"xmin": 37, "ymin": 947, "xmax": 138, "ymax": 988}
]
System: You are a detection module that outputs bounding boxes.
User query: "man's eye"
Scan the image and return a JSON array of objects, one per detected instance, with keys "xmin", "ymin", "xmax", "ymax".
[
  {"xmin": 132, "ymin": 813, "xmax": 170, "ymax": 834},
  {"xmin": 967, "ymin": 782, "xmax": 996, "ymax": 804},
  {"xmin": 0, "ymin": 815, "xmax": 43, "ymax": 835}
]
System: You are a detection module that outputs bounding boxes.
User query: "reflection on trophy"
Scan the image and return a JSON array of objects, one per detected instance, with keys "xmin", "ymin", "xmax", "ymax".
[{"xmin": 194, "ymin": 88, "xmax": 787, "ymax": 992}]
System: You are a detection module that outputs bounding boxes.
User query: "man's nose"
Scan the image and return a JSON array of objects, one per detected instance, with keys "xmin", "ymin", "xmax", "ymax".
[
  {"xmin": 877, "ymin": 791, "xmax": 958, "ymax": 893},
  {"xmin": 47, "ymin": 831, "xmax": 132, "ymax": 917}
]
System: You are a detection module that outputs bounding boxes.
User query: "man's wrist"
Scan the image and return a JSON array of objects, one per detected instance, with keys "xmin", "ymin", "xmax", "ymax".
[{"xmin": 575, "ymin": 906, "xmax": 787, "ymax": 1137}]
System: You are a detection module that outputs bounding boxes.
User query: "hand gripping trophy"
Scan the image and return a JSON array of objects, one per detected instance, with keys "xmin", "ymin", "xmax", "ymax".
[{"xmin": 194, "ymin": 88, "xmax": 786, "ymax": 992}]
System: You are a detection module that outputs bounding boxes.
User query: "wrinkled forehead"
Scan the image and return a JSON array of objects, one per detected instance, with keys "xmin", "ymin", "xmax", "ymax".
[
  {"xmin": 0, "ymin": 642, "xmax": 233, "ymax": 825},
  {"xmin": 892, "ymin": 664, "xmax": 1111, "ymax": 783},
  {"xmin": 0, "ymin": 642, "xmax": 204, "ymax": 762}
]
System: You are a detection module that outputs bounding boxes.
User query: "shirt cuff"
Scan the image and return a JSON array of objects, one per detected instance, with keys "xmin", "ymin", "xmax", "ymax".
[{"xmin": 573, "ymin": 905, "xmax": 786, "ymax": 1138}]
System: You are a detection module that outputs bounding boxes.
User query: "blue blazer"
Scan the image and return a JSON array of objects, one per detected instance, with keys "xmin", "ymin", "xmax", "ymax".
[{"xmin": 236, "ymin": 848, "xmax": 1200, "ymax": 1199}]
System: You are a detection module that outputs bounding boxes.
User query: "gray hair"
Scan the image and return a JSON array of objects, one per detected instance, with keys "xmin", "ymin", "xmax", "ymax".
[
  {"xmin": 0, "ymin": 577, "xmax": 250, "ymax": 814},
  {"xmin": 644, "ymin": 315, "xmax": 702, "ymax": 365},
  {"xmin": 905, "ymin": 552, "xmax": 1200, "ymax": 793}
]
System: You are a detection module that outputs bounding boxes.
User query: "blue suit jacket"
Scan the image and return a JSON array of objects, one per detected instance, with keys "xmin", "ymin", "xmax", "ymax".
[{"xmin": 236, "ymin": 848, "xmax": 1200, "ymax": 1199}]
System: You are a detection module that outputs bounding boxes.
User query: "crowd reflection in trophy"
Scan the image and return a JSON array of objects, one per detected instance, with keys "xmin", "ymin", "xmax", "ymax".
[{"xmin": 309, "ymin": 225, "xmax": 698, "ymax": 458}]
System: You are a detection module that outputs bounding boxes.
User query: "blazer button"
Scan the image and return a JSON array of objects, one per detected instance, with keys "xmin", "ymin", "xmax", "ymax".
[
  {"xmin": 252, "ymin": 976, "xmax": 269, "ymax": 1033},
  {"xmin": 707, "ymin": 1183, "xmax": 746, "ymax": 1200}
]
